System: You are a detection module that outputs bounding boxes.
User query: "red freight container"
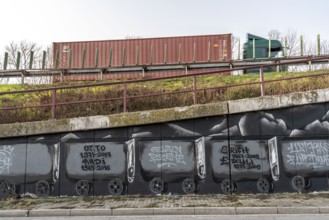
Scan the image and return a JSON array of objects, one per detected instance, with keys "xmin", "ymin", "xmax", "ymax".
[{"xmin": 52, "ymin": 34, "xmax": 232, "ymax": 69}]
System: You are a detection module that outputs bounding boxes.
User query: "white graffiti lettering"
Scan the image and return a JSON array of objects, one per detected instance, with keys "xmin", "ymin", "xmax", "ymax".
[
  {"xmin": 149, "ymin": 145, "xmax": 186, "ymax": 168},
  {"xmin": 286, "ymin": 141, "xmax": 329, "ymax": 168},
  {"xmin": 0, "ymin": 145, "xmax": 14, "ymax": 174}
]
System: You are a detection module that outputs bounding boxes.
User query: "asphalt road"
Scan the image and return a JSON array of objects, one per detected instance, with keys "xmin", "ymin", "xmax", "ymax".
[{"xmin": 3, "ymin": 215, "xmax": 329, "ymax": 220}]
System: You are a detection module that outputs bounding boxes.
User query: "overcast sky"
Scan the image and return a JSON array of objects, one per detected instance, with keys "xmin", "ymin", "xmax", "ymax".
[{"xmin": 0, "ymin": 0, "xmax": 328, "ymax": 53}]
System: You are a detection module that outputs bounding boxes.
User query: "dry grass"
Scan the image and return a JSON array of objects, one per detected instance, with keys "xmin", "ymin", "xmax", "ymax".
[
  {"xmin": 1, "ymin": 69, "xmax": 329, "ymax": 124},
  {"xmin": 1, "ymin": 192, "xmax": 329, "ymax": 209}
]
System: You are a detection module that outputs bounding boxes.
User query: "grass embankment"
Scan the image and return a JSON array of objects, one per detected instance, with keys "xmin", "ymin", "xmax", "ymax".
[{"xmin": 1, "ymin": 69, "xmax": 329, "ymax": 124}]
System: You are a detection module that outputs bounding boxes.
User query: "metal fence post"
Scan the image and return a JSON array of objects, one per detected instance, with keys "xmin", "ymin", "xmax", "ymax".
[
  {"xmin": 164, "ymin": 44, "xmax": 167, "ymax": 64},
  {"xmin": 253, "ymin": 38, "xmax": 256, "ymax": 59},
  {"xmin": 260, "ymin": 67, "xmax": 265, "ymax": 96},
  {"xmin": 109, "ymin": 48, "xmax": 113, "ymax": 66},
  {"xmin": 178, "ymin": 44, "xmax": 181, "ymax": 64},
  {"xmin": 193, "ymin": 76, "xmax": 197, "ymax": 105},
  {"xmin": 95, "ymin": 48, "xmax": 99, "ymax": 67},
  {"xmin": 55, "ymin": 50, "xmax": 59, "ymax": 69},
  {"xmin": 3, "ymin": 52, "xmax": 8, "ymax": 70},
  {"xmin": 122, "ymin": 47, "xmax": 126, "ymax": 66},
  {"xmin": 123, "ymin": 82, "xmax": 127, "ymax": 113},
  {"xmin": 42, "ymin": 51, "xmax": 46, "ymax": 69},
  {"xmin": 300, "ymin": 35, "xmax": 303, "ymax": 56},
  {"xmin": 207, "ymin": 41, "xmax": 211, "ymax": 62},
  {"xmin": 16, "ymin": 52, "xmax": 21, "ymax": 70},
  {"xmin": 284, "ymin": 37, "xmax": 287, "ymax": 57},
  {"xmin": 135, "ymin": 46, "xmax": 139, "ymax": 65},
  {"xmin": 268, "ymin": 38, "xmax": 271, "ymax": 58},
  {"xmin": 150, "ymin": 44, "xmax": 153, "ymax": 65},
  {"xmin": 238, "ymin": 38, "xmax": 240, "ymax": 60},
  {"xmin": 29, "ymin": 51, "xmax": 34, "ymax": 69},
  {"xmin": 81, "ymin": 48, "xmax": 86, "ymax": 68},
  {"xmin": 317, "ymin": 34, "xmax": 321, "ymax": 56},
  {"xmin": 193, "ymin": 42, "xmax": 196, "ymax": 63},
  {"xmin": 69, "ymin": 49, "xmax": 72, "ymax": 68},
  {"xmin": 51, "ymin": 88, "xmax": 57, "ymax": 119}
]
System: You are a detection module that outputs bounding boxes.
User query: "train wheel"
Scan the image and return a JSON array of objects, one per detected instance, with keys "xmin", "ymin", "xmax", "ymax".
[
  {"xmin": 292, "ymin": 175, "xmax": 305, "ymax": 192},
  {"xmin": 257, "ymin": 178, "xmax": 271, "ymax": 193},
  {"xmin": 0, "ymin": 180, "xmax": 16, "ymax": 197},
  {"xmin": 221, "ymin": 179, "xmax": 235, "ymax": 194},
  {"xmin": 182, "ymin": 178, "xmax": 196, "ymax": 194},
  {"xmin": 75, "ymin": 180, "xmax": 90, "ymax": 196},
  {"xmin": 35, "ymin": 180, "xmax": 50, "ymax": 197},
  {"xmin": 108, "ymin": 178, "xmax": 124, "ymax": 195},
  {"xmin": 149, "ymin": 178, "xmax": 164, "ymax": 194}
]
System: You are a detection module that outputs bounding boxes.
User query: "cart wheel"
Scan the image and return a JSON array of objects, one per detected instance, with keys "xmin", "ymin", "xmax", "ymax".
[
  {"xmin": 75, "ymin": 180, "xmax": 90, "ymax": 196},
  {"xmin": 108, "ymin": 178, "xmax": 124, "ymax": 195},
  {"xmin": 182, "ymin": 178, "xmax": 196, "ymax": 194},
  {"xmin": 257, "ymin": 178, "xmax": 271, "ymax": 193},
  {"xmin": 305, "ymin": 178, "xmax": 312, "ymax": 189},
  {"xmin": 0, "ymin": 180, "xmax": 16, "ymax": 197},
  {"xmin": 35, "ymin": 180, "xmax": 51, "ymax": 197},
  {"xmin": 149, "ymin": 178, "xmax": 164, "ymax": 194},
  {"xmin": 292, "ymin": 175, "xmax": 305, "ymax": 192},
  {"xmin": 221, "ymin": 179, "xmax": 235, "ymax": 194}
]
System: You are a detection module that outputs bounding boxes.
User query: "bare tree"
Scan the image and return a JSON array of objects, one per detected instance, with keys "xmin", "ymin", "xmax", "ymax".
[
  {"xmin": 231, "ymin": 35, "xmax": 241, "ymax": 60},
  {"xmin": 268, "ymin": 29, "xmax": 282, "ymax": 40},
  {"xmin": 125, "ymin": 35, "xmax": 142, "ymax": 39},
  {"xmin": 321, "ymin": 39, "xmax": 329, "ymax": 54},
  {"xmin": 44, "ymin": 45, "xmax": 53, "ymax": 69},
  {"xmin": 0, "ymin": 54, "xmax": 2, "ymax": 69},
  {"xmin": 303, "ymin": 35, "xmax": 316, "ymax": 55},
  {"xmin": 283, "ymin": 29, "xmax": 299, "ymax": 56},
  {"xmin": 5, "ymin": 40, "xmax": 42, "ymax": 69}
]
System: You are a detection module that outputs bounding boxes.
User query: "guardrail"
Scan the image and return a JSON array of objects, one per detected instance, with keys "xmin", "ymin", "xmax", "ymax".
[
  {"xmin": 1, "ymin": 55, "xmax": 329, "ymax": 123},
  {"xmin": 1, "ymin": 55, "xmax": 329, "ymax": 83}
]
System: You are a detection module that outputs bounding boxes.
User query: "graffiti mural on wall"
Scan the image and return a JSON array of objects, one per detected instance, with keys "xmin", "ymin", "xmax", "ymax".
[
  {"xmin": 63, "ymin": 138, "xmax": 135, "ymax": 196},
  {"xmin": 1, "ymin": 103, "xmax": 329, "ymax": 197},
  {"xmin": 0, "ymin": 146, "xmax": 14, "ymax": 174},
  {"xmin": 0, "ymin": 141, "xmax": 60, "ymax": 197},
  {"xmin": 210, "ymin": 140, "xmax": 273, "ymax": 193},
  {"xmin": 139, "ymin": 137, "xmax": 206, "ymax": 194}
]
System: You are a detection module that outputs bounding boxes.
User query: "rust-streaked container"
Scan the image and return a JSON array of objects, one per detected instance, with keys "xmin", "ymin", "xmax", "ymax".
[{"xmin": 53, "ymin": 34, "xmax": 232, "ymax": 69}]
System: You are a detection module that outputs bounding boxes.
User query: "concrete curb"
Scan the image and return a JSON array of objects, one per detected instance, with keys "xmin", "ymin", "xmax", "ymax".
[
  {"xmin": 194, "ymin": 207, "xmax": 236, "ymax": 215},
  {"xmin": 112, "ymin": 208, "xmax": 153, "ymax": 216},
  {"xmin": 71, "ymin": 209, "xmax": 112, "ymax": 216},
  {"xmin": 277, "ymin": 207, "xmax": 320, "ymax": 214},
  {"xmin": 0, "ymin": 210, "xmax": 28, "ymax": 217},
  {"xmin": 0, "ymin": 207, "xmax": 326, "ymax": 217},
  {"xmin": 153, "ymin": 207, "xmax": 194, "ymax": 215},
  {"xmin": 28, "ymin": 209, "xmax": 71, "ymax": 217},
  {"xmin": 236, "ymin": 207, "xmax": 278, "ymax": 215}
]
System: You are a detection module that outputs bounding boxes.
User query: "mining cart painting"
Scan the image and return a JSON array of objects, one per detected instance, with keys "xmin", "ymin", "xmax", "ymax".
[{"xmin": 2, "ymin": 103, "xmax": 329, "ymax": 196}]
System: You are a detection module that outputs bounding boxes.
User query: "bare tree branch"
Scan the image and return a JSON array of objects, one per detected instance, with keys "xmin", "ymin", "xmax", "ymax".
[
  {"xmin": 284, "ymin": 29, "xmax": 299, "ymax": 56},
  {"xmin": 268, "ymin": 29, "xmax": 281, "ymax": 40},
  {"xmin": 5, "ymin": 40, "xmax": 42, "ymax": 69},
  {"xmin": 231, "ymin": 35, "xmax": 240, "ymax": 60}
]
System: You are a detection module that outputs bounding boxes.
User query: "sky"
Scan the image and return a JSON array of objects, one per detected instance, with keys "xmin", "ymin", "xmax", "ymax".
[{"xmin": 0, "ymin": 0, "xmax": 328, "ymax": 53}]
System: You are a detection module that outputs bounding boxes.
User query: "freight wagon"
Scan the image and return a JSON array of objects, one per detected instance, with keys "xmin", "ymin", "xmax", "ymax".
[
  {"xmin": 0, "ymin": 141, "xmax": 60, "ymax": 197},
  {"xmin": 52, "ymin": 33, "xmax": 287, "ymax": 81},
  {"xmin": 63, "ymin": 139, "xmax": 135, "ymax": 196},
  {"xmin": 138, "ymin": 137, "xmax": 206, "ymax": 194},
  {"xmin": 52, "ymin": 34, "xmax": 232, "ymax": 69}
]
